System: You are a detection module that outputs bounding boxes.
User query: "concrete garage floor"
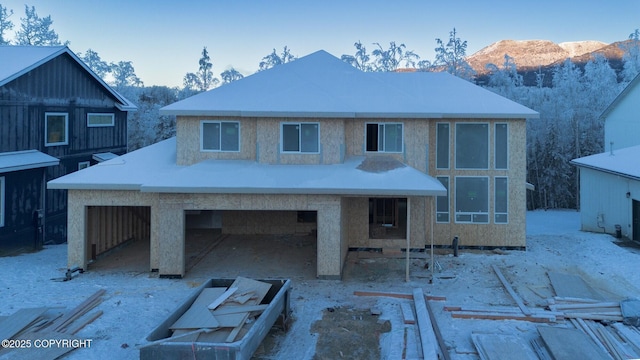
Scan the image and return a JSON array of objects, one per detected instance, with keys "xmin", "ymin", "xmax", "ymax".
[{"xmin": 87, "ymin": 230, "xmax": 318, "ymax": 280}]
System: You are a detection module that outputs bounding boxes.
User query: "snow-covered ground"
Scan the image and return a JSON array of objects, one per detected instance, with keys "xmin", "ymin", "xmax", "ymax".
[{"xmin": 0, "ymin": 209, "xmax": 638, "ymax": 359}]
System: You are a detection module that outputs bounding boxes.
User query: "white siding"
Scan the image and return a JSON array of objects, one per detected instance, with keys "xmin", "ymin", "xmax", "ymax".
[{"xmin": 604, "ymin": 83, "xmax": 640, "ymax": 151}]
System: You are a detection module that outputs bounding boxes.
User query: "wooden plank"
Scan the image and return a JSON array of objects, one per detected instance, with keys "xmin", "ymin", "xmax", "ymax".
[
  {"xmin": 553, "ymin": 301, "xmax": 620, "ymax": 310},
  {"xmin": 170, "ymin": 288, "xmax": 224, "ymax": 330},
  {"xmin": 451, "ymin": 311, "xmax": 555, "ymax": 323},
  {"xmin": 472, "ymin": 333, "xmax": 539, "ymax": 360},
  {"xmin": 67, "ymin": 310, "xmax": 103, "ymax": 335},
  {"xmin": 207, "ymin": 287, "xmax": 237, "ymax": 310},
  {"xmin": 53, "ymin": 289, "xmax": 106, "ymax": 332},
  {"xmin": 537, "ymin": 325, "xmax": 610, "ymax": 360},
  {"xmin": 354, "ymin": 290, "xmax": 446, "ymax": 301},
  {"xmin": 426, "ymin": 300, "xmax": 451, "ymax": 360},
  {"xmin": 548, "ymin": 272, "xmax": 605, "ymax": 301},
  {"xmin": 492, "ymin": 264, "xmax": 531, "ymax": 315},
  {"xmin": 0, "ymin": 307, "xmax": 49, "ymax": 340},
  {"xmin": 612, "ymin": 322, "xmax": 640, "ymax": 354},
  {"xmin": 211, "ymin": 304, "xmax": 268, "ymax": 316},
  {"xmin": 573, "ymin": 318, "xmax": 610, "ymax": 355},
  {"xmin": 562, "ymin": 312, "xmax": 623, "ymax": 322},
  {"xmin": 11, "ymin": 331, "xmax": 80, "ymax": 360},
  {"xmin": 400, "ymin": 302, "xmax": 416, "ymax": 324},
  {"xmin": 215, "ymin": 277, "xmax": 271, "ymax": 329},
  {"xmin": 413, "ymin": 288, "xmax": 438, "ymax": 360}
]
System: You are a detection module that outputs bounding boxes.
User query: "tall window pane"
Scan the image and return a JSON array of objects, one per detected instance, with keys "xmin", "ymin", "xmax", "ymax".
[
  {"xmin": 202, "ymin": 122, "xmax": 221, "ymax": 150},
  {"xmin": 282, "ymin": 124, "xmax": 300, "ymax": 152},
  {"xmin": 495, "ymin": 177, "xmax": 508, "ymax": 223},
  {"xmin": 436, "ymin": 176, "xmax": 449, "ymax": 223},
  {"xmin": 456, "ymin": 123, "xmax": 488, "ymax": 169},
  {"xmin": 436, "ymin": 123, "xmax": 449, "ymax": 169},
  {"xmin": 384, "ymin": 123, "xmax": 403, "ymax": 152},
  {"xmin": 300, "ymin": 123, "xmax": 319, "ymax": 152},
  {"xmin": 495, "ymin": 123, "xmax": 508, "ymax": 169},
  {"xmin": 221, "ymin": 122, "xmax": 239, "ymax": 151}
]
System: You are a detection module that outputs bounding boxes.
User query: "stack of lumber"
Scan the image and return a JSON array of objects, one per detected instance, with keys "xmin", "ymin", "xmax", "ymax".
[
  {"xmin": 0, "ymin": 289, "xmax": 105, "ymax": 359},
  {"xmin": 547, "ymin": 297, "xmax": 623, "ymax": 322},
  {"xmin": 160, "ymin": 276, "xmax": 272, "ymax": 344}
]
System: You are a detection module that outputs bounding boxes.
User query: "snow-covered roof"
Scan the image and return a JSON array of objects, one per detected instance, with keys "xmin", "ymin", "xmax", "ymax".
[
  {"xmin": 0, "ymin": 45, "xmax": 136, "ymax": 111},
  {"xmin": 48, "ymin": 137, "xmax": 446, "ymax": 196},
  {"xmin": 600, "ymin": 72, "xmax": 640, "ymax": 120},
  {"xmin": 0, "ymin": 150, "xmax": 60, "ymax": 173},
  {"xmin": 160, "ymin": 50, "xmax": 538, "ymax": 119},
  {"xmin": 570, "ymin": 145, "xmax": 640, "ymax": 180},
  {"xmin": 92, "ymin": 152, "xmax": 119, "ymax": 162}
]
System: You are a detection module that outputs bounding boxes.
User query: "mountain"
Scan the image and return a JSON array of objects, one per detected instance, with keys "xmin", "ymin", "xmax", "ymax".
[{"xmin": 468, "ymin": 39, "xmax": 627, "ymax": 86}]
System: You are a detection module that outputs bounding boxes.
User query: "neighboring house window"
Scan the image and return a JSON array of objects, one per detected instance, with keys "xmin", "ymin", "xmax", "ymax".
[
  {"xmin": 436, "ymin": 176, "xmax": 449, "ymax": 223},
  {"xmin": 455, "ymin": 123, "xmax": 488, "ymax": 169},
  {"xmin": 45, "ymin": 112, "xmax": 69, "ymax": 146},
  {"xmin": 201, "ymin": 121, "xmax": 240, "ymax": 152},
  {"xmin": 365, "ymin": 123, "xmax": 403, "ymax": 153},
  {"xmin": 436, "ymin": 123, "xmax": 449, "ymax": 169},
  {"xmin": 78, "ymin": 161, "xmax": 91, "ymax": 170},
  {"xmin": 87, "ymin": 113, "xmax": 115, "ymax": 127},
  {"xmin": 0, "ymin": 176, "xmax": 4, "ymax": 227},
  {"xmin": 495, "ymin": 177, "xmax": 508, "ymax": 224},
  {"xmin": 281, "ymin": 123, "xmax": 319, "ymax": 153},
  {"xmin": 495, "ymin": 123, "xmax": 508, "ymax": 169},
  {"xmin": 455, "ymin": 176, "xmax": 489, "ymax": 223}
]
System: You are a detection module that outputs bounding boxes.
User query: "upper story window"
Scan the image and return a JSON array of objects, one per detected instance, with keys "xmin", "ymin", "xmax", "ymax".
[
  {"xmin": 0, "ymin": 176, "xmax": 4, "ymax": 227},
  {"xmin": 455, "ymin": 123, "xmax": 488, "ymax": 169},
  {"xmin": 436, "ymin": 123, "xmax": 450, "ymax": 169},
  {"xmin": 495, "ymin": 123, "xmax": 508, "ymax": 169},
  {"xmin": 87, "ymin": 113, "xmax": 115, "ymax": 127},
  {"xmin": 366, "ymin": 123, "xmax": 403, "ymax": 153},
  {"xmin": 281, "ymin": 123, "xmax": 319, "ymax": 153},
  {"xmin": 201, "ymin": 121, "xmax": 240, "ymax": 152},
  {"xmin": 45, "ymin": 112, "xmax": 69, "ymax": 146}
]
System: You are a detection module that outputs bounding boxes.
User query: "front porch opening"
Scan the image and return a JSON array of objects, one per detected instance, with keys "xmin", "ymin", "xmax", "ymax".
[{"xmin": 369, "ymin": 198, "xmax": 407, "ymax": 239}]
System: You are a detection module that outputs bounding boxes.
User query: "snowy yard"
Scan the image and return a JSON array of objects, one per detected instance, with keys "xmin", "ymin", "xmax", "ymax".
[{"xmin": 1, "ymin": 209, "xmax": 639, "ymax": 359}]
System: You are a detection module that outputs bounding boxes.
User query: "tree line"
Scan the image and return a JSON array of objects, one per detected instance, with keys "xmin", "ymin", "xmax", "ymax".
[{"xmin": 2, "ymin": 4, "xmax": 638, "ymax": 210}]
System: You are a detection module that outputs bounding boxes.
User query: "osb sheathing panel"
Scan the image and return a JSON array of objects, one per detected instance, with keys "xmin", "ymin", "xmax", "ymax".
[
  {"xmin": 221, "ymin": 210, "xmax": 315, "ymax": 235},
  {"xmin": 176, "ymin": 116, "xmax": 257, "ymax": 166},
  {"xmin": 344, "ymin": 118, "xmax": 430, "ymax": 172},
  {"xmin": 344, "ymin": 197, "xmax": 369, "ymax": 248},
  {"xmin": 429, "ymin": 119, "xmax": 527, "ymax": 247}
]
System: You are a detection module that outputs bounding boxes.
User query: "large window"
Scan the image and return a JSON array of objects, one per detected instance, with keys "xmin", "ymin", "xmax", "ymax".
[
  {"xmin": 0, "ymin": 176, "xmax": 4, "ymax": 227},
  {"xmin": 495, "ymin": 177, "xmax": 508, "ymax": 223},
  {"xmin": 455, "ymin": 177, "xmax": 489, "ymax": 223},
  {"xmin": 201, "ymin": 121, "xmax": 240, "ymax": 152},
  {"xmin": 436, "ymin": 176, "xmax": 449, "ymax": 223},
  {"xmin": 495, "ymin": 123, "xmax": 508, "ymax": 169},
  {"xmin": 436, "ymin": 123, "xmax": 449, "ymax": 169},
  {"xmin": 87, "ymin": 113, "xmax": 115, "ymax": 127},
  {"xmin": 455, "ymin": 123, "xmax": 488, "ymax": 169},
  {"xmin": 45, "ymin": 113, "xmax": 68, "ymax": 146},
  {"xmin": 365, "ymin": 123, "xmax": 403, "ymax": 153},
  {"xmin": 281, "ymin": 123, "xmax": 319, "ymax": 153}
]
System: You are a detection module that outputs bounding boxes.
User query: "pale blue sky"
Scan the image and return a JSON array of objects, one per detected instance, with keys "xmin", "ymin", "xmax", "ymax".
[{"xmin": 2, "ymin": 0, "xmax": 638, "ymax": 87}]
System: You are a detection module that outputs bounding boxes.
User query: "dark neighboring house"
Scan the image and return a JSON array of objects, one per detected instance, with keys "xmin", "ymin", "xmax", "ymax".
[{"xmin": 0, "ymin": 46, "xmax": 136, "ymax": 250}]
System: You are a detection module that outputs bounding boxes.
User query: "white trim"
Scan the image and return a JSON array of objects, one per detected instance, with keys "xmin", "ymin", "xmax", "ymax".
[
  {"xmin": 0, "ymin": 176, "xmax": 4, "ymax": 227},
  {"xmin": 494, "ymin": 176, "xmax": 509, "ymax": 224},
  {"xmin": 495, "ymin": 122, "xmax": 509, "ymax": 170},
  {"xmin": 454, "ymin": 176, "xmax": 490, "ymax": 224},
  {"xmin": 87, "ymin": 113, "xmax": 115, "ymax": 127},
  {"xmin": 200, "ymin": 120, "xmax": 241, "ymax": 152},
  {"xmin": 45, "ymin": 112, "xmax": 69, "ymax": 147},
  {"xmin": 454, "ymin": 122, "xmax": 489, "ymax": 170},
  {"xmin": 280, "ymin": 122, "xmax": 320, "ymax": 154},
  {"xmin": 364, "ymin": 122, "xmax": 404, "ymax": 153}
]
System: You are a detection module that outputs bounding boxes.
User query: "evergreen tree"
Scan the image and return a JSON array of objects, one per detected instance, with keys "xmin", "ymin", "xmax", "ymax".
[
  {"xmin": 15, "ymin": 5, "xmax": 63, "ymax": 46},
  {"xmin": 620, "ymin": 29, "xmax": 640, "ymax": 82},
  {"xmin": 183, "ymin": 47, "xmax": 219, "ymax": 92},
  {"xmin": 433, "ymin": 28, "xmax": 476, "ymax": 81}
]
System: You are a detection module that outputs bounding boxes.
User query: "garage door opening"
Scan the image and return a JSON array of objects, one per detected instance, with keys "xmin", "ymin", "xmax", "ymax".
[{"xmin": 85, "ymin": 206, "xmax": 150, "ymax": 271}]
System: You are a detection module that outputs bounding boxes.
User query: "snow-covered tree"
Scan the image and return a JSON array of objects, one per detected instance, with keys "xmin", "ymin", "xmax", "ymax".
[
  {"xmin": 258, "ymin": 46, "xmax": 296, "ymax": 71},
  {"xmin": 0, "ymin": 4, "xmax": 13, "ymax": 45},
  {"xmin": 620, "ymin": 29, "xmax": 640, "ymax": 82},
  {"xmin": 183, "ymin": 47, "xmax": 219, "ymax": 92},
  {"xmin": 220, "ymin": 67, "xmax": 244, "ymax": 85},
  {"xmin": 341, "ymin": 41, "xmax": 373, "ymax": 72},
  {"xmin": 111, "ymin": 61, "xmax": 143, "ymax": 88},
  {"xmin": 80, "ymin": 49, "xmax": 111, "ymax": 79},
  {"xmin": 15, "ymin": 5, "xmax": 63, "ymax": 46},
  {"xmin": 485, "ymin": 54, "xmax": 523, "ymax": 98},
  {"xmin": 433, "ymin": 28, "xmax": 476, "ymax": 81},
  {"xmin": 370, "ymin": 41, "xmax": 419, "ymax": 72}
]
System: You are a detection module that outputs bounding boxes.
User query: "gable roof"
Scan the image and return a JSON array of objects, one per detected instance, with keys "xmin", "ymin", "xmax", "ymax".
[
  {"xmin": 599, "ymin": 72, "xmax": 640, "ymax": 120},
  {"xmin": 160, "ymin": 50, "xmax": 538, "ymax": 119},
  {"xmin": 570, "ymin": 145, "xmax": 640, "ymax": 181},
  {"xmin": 0, "ymin": 45, "xmax": 136, "ymax": 111}
]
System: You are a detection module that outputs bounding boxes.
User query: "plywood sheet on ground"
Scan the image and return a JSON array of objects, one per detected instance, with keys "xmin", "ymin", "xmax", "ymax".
[
  {"xmin": 214, "ymin": 277, "xmax": 272, "ymax": 328},
  {"xmin": 170, "ymin": 288, "xmax": 225, "ymax": 330},
  {"xmin": 537, "ymin": 325, "xmax": 610, "ymax": 360},
  {"xmin": 548, "ymin": 272, "xmax": 605, "ymax": 301},
  {"xmin": 0, "ymin": 307, "xmax": 49, "ymax": 340},
  {"xmin": 471, "ymin": 333, "xmax": 539, "ymax": 360}
]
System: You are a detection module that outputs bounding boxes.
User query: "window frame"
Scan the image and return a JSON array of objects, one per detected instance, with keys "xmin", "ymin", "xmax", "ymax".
[
  {"xmin": 365, "ymin": 122, "xmax": 404, "ymax": 153},
  {"xmin": 200, "ymin": 120, "xmax": 241, "ymax": 152},
  {"xmin": 495, "ymin": 123, "xmax": 508, "ymax": 170},
  {"xmin": 436, "ymin": 123, "xmax": 450, "ymax": 169},
  {"xmin": 0, "ymin": 176, "xmax": 4, "ymax": 227},
  {"xmin": 455, "ymin": 122, "xmax": 489, "ymax": 170},
  {"xmin": 78, "ymin": 161, "xmax": 91, "ymax": 170},
  {"xmin": 495, "ymin": 177, "xmax": 509, "ymax": 224},
  {"xmin": 280, "ymin": 122, "xmax": 320, "ymax": 154},
  {"xmin": 436, "ymin": 176, "xmax": 450, "ymax": 223},
  {"xmin": 454, "ymin": 176, "xmax": 489, "ymax": 224},
  {"xmin": 87, "ymin": 113, "xmax": 115, "ymax": 127},
  {"xmin": 45, "ymin": 112, "xmax": 69, "ymax": 147}
]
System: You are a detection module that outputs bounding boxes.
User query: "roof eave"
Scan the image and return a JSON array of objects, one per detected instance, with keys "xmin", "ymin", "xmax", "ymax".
[
  {"xmin": 570, "ymin": 160, "xmax": 640, "ymax": 181},
  {"xmin": 139, "ymin": 185, "xmax": 447, "ymax": 196}
]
